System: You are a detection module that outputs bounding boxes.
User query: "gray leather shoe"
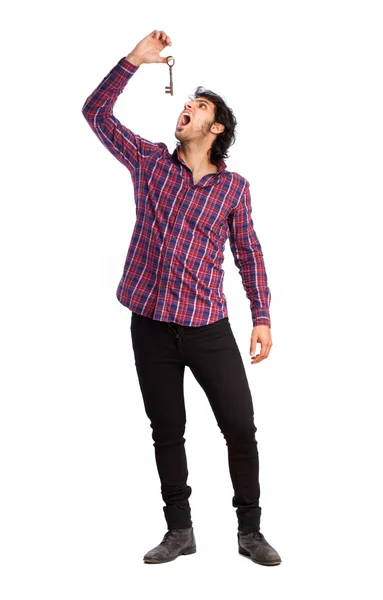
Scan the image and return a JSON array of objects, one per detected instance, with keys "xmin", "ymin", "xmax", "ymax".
[
  {"xmin": 238, "ymin": 530, "xmax": 282, "ymax": 566},
  {"xmin": 143, "ymin": 527, "xmax": 196, "ymax": 564}
]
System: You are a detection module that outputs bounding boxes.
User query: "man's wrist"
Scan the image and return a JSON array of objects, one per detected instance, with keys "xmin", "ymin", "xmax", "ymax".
[{"xmin": 125, "ymin": 52, "xmax": 143, "ymax": 67}]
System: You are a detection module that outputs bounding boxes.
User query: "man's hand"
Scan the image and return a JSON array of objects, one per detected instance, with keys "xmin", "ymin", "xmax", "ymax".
[
  {"xmin": 250, "ymin": 325, "xmax": 272, "ymax": 364},
  {"xmin": 126, "ymin": 30, "xmax": 172, "ymax": 67}
]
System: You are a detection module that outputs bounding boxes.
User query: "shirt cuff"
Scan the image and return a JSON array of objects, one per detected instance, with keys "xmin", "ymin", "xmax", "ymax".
[
  {"xmin": 252, "ymin": 313, "xmax": 271, "ymax": 328},
  {"xmin": 119, "ymin": 57, "xmax": 140, "ymax": 73}
]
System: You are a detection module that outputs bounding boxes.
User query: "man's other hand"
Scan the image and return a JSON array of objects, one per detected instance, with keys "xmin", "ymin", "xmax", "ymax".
[{"xmin": 250, "ymin": 325, "xmax": 272, "ymax": 364}]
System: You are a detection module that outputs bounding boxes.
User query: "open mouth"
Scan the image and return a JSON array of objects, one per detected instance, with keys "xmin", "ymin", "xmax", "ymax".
[{"xmin": 177, "ymin": 112, "xmax": 191, "ymax": 129}]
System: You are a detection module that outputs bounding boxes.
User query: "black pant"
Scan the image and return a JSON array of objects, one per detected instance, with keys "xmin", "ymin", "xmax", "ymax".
[{"xmin": 130, "ymin": 312, "xmax": 262, "ymax": 534}]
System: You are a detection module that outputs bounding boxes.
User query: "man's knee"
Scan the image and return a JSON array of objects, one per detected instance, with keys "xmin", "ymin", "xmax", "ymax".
[
  {"xmin": 151, "ymin": 422, "xmax": 187, "ymax": 447},
  {"xmin": 219, "ymin": 419, "xmax": 258, "ymax": 447}
]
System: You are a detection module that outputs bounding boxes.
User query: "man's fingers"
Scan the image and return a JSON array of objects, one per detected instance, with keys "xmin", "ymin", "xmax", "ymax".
[
  {"xmin": 149, "ymin": 30, "xmax": 172, "ymax": 63},
  {"xmin": 155, "ymin": 51, "xmax": 171, "ymax": 64},
  {"xmin": 251, "ymin": 340, "xmax": 272, "ymax": 363},
  {"xmin": 262, "ymin": 340, "xmax": 272, "ymax": 359},
  {"xmin": 159, "ymin": 30, "xmax": 172, "ymax": 45},
  {"xmin": 151, "ymin": 30, "xmax": 172, "ymax": 45}
]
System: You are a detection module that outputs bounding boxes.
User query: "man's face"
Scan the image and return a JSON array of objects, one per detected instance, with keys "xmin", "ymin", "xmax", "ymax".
[{"xmin": 175, "ymin": 97, "xmax": 217, "ymax": 142}]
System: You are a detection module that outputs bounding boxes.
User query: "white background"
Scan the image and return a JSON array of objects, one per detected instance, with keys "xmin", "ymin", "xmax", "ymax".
[{"xmin": 1, "ymin": 0, "xmax": 382, "ymax": 598}]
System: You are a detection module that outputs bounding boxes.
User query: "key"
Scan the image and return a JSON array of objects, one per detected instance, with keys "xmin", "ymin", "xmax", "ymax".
[{"xmin": 165, "ymin": 56, "xmax": 175, "ymax": 96}]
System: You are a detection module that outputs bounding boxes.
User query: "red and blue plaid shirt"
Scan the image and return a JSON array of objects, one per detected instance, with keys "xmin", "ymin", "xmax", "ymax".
[{"xmin": 82, "ymin": 57, "xmax": 271, "ymax": 328}]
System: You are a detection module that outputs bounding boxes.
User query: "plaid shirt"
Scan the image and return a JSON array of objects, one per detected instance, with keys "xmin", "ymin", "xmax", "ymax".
[{"xmin": 82, "ymin": 57, "xmax": 271, "ymax": 328}]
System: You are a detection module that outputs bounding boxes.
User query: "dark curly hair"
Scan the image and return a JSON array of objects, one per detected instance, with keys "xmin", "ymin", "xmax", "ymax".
[{"xmin": 190, "ymin": 87, "xmax": 237, "ymax": 163}]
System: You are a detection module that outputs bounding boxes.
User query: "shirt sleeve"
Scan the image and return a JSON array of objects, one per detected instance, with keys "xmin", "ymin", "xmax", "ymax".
[
  {"xmin": 228, "ymin": 183, "xmax": 271, "ymax": 328},
  {"xmin": 81, "ymin": 57, "xmax": 165, "ymax": 174}
]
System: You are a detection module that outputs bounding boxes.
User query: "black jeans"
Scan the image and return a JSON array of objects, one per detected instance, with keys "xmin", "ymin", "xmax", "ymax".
[{"xmin": 130, "ymin": 312, "xmax": 262, "ymax": 534}]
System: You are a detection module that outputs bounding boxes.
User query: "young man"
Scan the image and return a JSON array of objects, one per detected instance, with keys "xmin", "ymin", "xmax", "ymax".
[{"xmin": 82, "ymin": 30, "xmax": 281, "ymax": 566}]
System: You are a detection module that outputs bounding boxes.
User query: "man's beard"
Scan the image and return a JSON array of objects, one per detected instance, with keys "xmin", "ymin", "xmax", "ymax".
[{"xmin": 175, "ymin": 119, "xmax": 216, "ymax": 142}]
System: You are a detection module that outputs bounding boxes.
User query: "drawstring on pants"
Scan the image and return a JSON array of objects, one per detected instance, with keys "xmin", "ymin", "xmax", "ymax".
[{"xmin": 167, "ymin": 322, "xmax": 179, "ymax": 339}]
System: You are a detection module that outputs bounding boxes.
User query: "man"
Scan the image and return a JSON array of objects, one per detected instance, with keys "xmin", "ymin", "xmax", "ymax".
[{"xmin": 82, "ymin": 29, "xmax": 281, "ymax": 566}]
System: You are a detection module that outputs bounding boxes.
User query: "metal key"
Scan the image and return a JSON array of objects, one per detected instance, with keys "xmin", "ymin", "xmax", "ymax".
[{"xmin": 165, "ymin": 56, "xmax": 175, "ymax": 96}]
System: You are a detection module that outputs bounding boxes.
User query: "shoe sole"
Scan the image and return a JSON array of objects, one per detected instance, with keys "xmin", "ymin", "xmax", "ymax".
[
  {"xmin": 143, "ymin": 545, "xmax": 197, "ymax": 564},
  {"xmin": 238, "ymin": 546, "xmax": 281, "ymax": 566}
]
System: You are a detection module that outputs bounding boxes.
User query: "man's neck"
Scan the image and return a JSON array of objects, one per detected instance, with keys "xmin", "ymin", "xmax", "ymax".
[{"xmin": 178, "ymin": 143, "xmax": 217, "ymax": 177}]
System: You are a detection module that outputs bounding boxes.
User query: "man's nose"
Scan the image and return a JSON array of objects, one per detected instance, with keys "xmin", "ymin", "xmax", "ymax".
[{"xmin": 184, "ymin": 101, "xmax": 192, "ymax": 110}]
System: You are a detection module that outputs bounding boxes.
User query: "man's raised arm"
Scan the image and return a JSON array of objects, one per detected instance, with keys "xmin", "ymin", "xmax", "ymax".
[{"xmin": 81, "ymin": 30, "xmax": 172, "ymax": 174}]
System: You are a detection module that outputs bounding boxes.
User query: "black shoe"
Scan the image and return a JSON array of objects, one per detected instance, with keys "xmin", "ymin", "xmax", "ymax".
[
  {"xmin": 143, "ymin": 527, "xmax": 196, "ymax": 564},
  {"xmin": 238, "ymin": 530, "xmax": 282, "ymax": 566}
]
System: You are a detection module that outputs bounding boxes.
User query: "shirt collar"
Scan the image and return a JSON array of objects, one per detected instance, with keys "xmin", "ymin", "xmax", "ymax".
[{"xmin": 171, "ymin": 144, "xmax": 227, "ymax": 175}]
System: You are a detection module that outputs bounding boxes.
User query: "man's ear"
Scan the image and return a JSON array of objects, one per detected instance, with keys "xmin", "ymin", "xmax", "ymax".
[{"xmin": 210, "ymin": 122, "xmax": 225, "ymax": 135}]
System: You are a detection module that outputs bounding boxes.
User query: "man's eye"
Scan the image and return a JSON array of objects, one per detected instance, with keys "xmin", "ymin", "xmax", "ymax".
[{"xmin": 199, "ymin": 104, "xmax": 206, "ymax": 108}]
